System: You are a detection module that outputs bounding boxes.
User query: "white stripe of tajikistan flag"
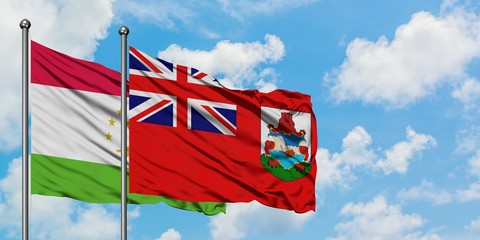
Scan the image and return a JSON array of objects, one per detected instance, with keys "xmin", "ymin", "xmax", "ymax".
[
  {"xmin": 32, "ymin": 83, "xmax": 121, "ymax": 167},
  {"xmin": 30, "ymin": 40, "xmax": 225, "ymax": 215}
]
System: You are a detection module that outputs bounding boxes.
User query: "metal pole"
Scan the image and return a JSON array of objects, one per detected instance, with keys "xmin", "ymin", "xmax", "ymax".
[
  {"xmin": 19, "ymin": 18, "xmax": 31, "ymax": 240},
  {"xmin": 119, "ymin": 25, "xmax": 129, "ymax": 240}
]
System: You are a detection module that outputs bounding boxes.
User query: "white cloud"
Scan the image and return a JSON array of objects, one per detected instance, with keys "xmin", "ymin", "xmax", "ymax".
[
  {"xmin": 328, "ymin": 196, "xmax": 429, "ymax": 240},
  {"xmin": 339, "ymin": 126, "xmax": 376, "ymax": 167},
  {"xmin": 465, "ymin": 216, "xmax": 480, "ymax": 233},
  {"xmin": 254, "ymin": 68, "xmax": 280, "ymax": 92},
  {"xmin": 0, "ymin": 158, "xmax": 22, "ymax": 233},
  {"xmin": 158, "ymin": 34, "xmax": 285, "ymax": 90},
  {"xmin": 31, "ymin": 202, "xmax": 119, "ymax": 240},
  {"xmin": 316, "ymin": 148, "xmax": 354, "ymax": 191},
  {"xmin": 455, "ymin": 125, "xmax": 480, "ymax": 154},
  {"xmin": 468, "ymin": 150, "xmax": 480, "ymax": 178},
  {"xmin": 0, "ymin": 158, "xmax": 120, "ymax": 239},
  {"xmin": 440, "ymin": 0, "xmax": 459, "ymax": 13},
  {"xmin": 456, "ymin": 149, "xmax": 480, "ymax": 202},
  {"xmin": 457, "ymin": 182, "xmax": 480, "ymax": 202},
  {"xmin": 217, "ymin": 0, "xmax": 319, "ymax": 21},
  {"xmin": 155, "ymin": 228, "xmax": 182, "ymax": 240},
  {"xmin": 437, "ymin": 216, "xmax": 480, "ymax": 240},
  {"xmin": 375, "ymin": 127, "xmax": 436, "ymax": 175},
  {"xmin": 452, "ymin": 78, "xmax": 480, "ymax": 111},
  {"xmin": 128, "ymin": 206, "xmax": 140, "ymax": 219},
  {"xmin": 403, "ymin": 232, "xmax": 442, "ymax": 240},
  {"xmin": 126, "ymin": 206, "xmax": 141, "ymax": 232},
  {"xmin": 316, "ymin": 126, "xmax": 436, "ymax": 191},
  {"xmin": 209, "ymin": 201, "xmax": 315, "ymax": 240},
  {"xmin": 396, "ymin": 180, "xmax": 452, "ymax": 205},
  {"xmin": 116, "ymin": 0, "xmax": 318, "ymax": 38},
  {"xmin": 115, "ymin": 0, "xmax": 193, "ymax": 29},
  {"xmin": 315, "ymin": 126, "xmax": 375, "ymax": 191},
  {"xmin": 0, "ymin": 0, "xmax": 115, "ymax": 151},
  {"xmin": 3, "ymin": 0, "xmax": 114, "ymax": 60},
  {"xmin": 326, "ymin": 7, "xmax": 480, "ymax": 108}
]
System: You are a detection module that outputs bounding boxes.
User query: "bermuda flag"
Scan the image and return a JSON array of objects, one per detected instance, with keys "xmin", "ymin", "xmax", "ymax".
[
  {"xmin": 30, "ymin": 41, "xmax": 225, "ymax": 215},
  {"xmin": 129, "ymin": 47, "xmax": 317, "ymax": 213}
]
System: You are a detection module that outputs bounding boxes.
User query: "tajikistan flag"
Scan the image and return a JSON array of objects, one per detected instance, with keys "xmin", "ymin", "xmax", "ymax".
[{"xmin": 30, "ymin": 40, "xmax": 225, "ymax": 215}]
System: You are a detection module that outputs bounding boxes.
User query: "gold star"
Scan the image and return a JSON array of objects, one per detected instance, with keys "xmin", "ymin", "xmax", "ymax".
[
  {"xmin": 105, "ymin": 132, "xmax": 112, "ymax": 141},
  {"xmin": 116, "ymin": 147, "xmax": 130, "ymax": 157},
  {"xmin": 108, "ymin": 118, "xmax": 115, "ymax": 126},
  {"xmin": 117, "ymin": 109, "xmax": 122, "ymax": 116}
]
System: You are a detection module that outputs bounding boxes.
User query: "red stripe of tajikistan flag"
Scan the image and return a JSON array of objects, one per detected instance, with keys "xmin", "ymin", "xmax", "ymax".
[{"xmin": 30, "ymin": 40, "xmax": 225, "ymax": 215}]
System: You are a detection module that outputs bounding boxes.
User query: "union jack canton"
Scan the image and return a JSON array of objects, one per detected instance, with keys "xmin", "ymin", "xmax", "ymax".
[{"xmin": 129, "ymin": 47, "xmax": 237, "ymax": 136}]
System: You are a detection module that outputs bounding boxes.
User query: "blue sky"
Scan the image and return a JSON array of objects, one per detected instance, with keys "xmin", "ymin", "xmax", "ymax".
[{"xmin": 1, "ymin": 0, "xmax": 480, "ymax": 239}]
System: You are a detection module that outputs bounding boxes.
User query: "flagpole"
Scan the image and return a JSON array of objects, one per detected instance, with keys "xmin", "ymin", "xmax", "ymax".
[
  {"xmin": 20, "ymin": 18, "xmax": 31, "ymax": 240},
  {"xmin": 119, "ymin": 25, "xmax": 129, "ymax": 240}
]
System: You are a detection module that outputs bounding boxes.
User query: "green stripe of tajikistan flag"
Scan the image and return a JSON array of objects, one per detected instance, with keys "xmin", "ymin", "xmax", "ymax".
[{"xmin": 30, "ymin": 40, "xmax": 225, "ymax": 215}]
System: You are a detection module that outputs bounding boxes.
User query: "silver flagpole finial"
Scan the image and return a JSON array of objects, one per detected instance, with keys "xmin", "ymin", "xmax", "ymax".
[
  {"xmin": 19, "ymin": 19, "xmax": 31, "ymax": 29},
  {"xmin": 119, "ymin": 26, "xmax": 129, "ymax": 36}
]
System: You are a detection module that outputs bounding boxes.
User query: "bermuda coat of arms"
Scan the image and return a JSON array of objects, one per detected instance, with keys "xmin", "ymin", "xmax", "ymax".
[{"xmin": 260, "ymin": 107, "xmax": 312, "ymax": 181}]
